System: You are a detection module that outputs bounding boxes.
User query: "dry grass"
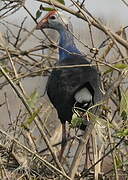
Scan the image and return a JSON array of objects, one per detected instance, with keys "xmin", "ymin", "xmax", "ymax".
[{"xmin": 0, "ymin": 0, "xmax": 128, "ymax": 180}]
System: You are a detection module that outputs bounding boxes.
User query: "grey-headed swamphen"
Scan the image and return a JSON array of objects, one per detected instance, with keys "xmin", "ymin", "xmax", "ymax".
[{"xmin": 36, "ymin": 10, "xmax": 102, "ymax": 160}]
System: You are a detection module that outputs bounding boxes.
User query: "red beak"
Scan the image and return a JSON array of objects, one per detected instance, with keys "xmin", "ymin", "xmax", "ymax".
[
  {"xmin": 36, "ymin": 18, "xmax": 48, "ymax": 29},
  {"xmin": 36, "ymin": 10, "xmax": 57, "ymax": 30}
]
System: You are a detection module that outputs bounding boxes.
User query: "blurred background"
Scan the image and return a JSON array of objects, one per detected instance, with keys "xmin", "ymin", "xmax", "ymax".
[
  {"xmin": 0, "ymin": 0, "xmax": 128, "ymax": 128},
  {"xmin": 0, "ymin": 1, "xmax": 128, "ymax": 179}
]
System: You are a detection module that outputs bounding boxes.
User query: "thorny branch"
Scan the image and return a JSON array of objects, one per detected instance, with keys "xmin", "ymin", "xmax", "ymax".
[{"xmin": 0, "ymin": 0, "xmax": 128, "ymax": 180}]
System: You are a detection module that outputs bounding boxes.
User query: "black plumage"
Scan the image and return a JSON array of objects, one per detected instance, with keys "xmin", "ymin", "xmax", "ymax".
[{"xmin": 47, "ymin": 55, "xmax": 101, "ymax": 130}]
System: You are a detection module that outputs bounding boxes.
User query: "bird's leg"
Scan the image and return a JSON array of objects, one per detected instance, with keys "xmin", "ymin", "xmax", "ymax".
[{"xmin": 58, "ymin": 123, "xmax": 67, "ymax": 162}]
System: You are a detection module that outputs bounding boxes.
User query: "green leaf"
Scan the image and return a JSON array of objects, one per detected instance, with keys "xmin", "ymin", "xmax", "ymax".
[
  {"xmin": 22, "ymin": 105, "xmax": 43, "ymax": 128},
  {"xmin": 71, "ymin": 113, "xmax": 84, "ymax": 128},
  {"xmin": 120, "ymin": 90, "xmax": 128, "ymax": 120},
  {"xmin": 122, "ymin": 160, "xmax": 128, "ymax": 165},
  {"xmin": 27, "ymin": 90, "xmax": 39, "ymax": 109},
  {"xmin": 121, "ymin": 111, "xmax": 127, "ymax": 121},
  {"xmin": 115, "ymin": 155, "xmax": 122, "ymax": 168},
  {"xmin": 26, "ymin": 106, "xmax": 42, "ymax": 125},
  {"xmin": 40, "ymin": 5, "xmax": 55, "ymax": 12},
  {"xmin": 122, "ymin": 129, "xmax": 128, "ymax": 136},
  {"xmin": 117, "ymin": 129, "xmax": 128, "ymax": 137},
  {"xmin": 104, "ymin": 63, "xmax": 128, "ymax": 74},
  {"xmin": 87, "ymin": 111, "xmax": 117, "ymax": 130},
  {"xmin": 0, "ymin": 66, "xmax": 9, "ymax": 77},
  {"xmin": 36, "ymin": 10, "xmax": 42, "ymax": 19},
  {"xmin": 114, "ymin": 63, "xmax": 128, "ymax": 69},
  {"xmin": 55, "ymin": 0, "xmax": 65, "ymax": 5},
  {"xmin": 43, "ymin": 7, "xmax": 55, "ymax": 11}
]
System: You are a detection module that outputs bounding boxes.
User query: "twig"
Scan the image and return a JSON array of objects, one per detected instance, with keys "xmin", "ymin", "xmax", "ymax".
[
  {"xmin": 37, "ymin": 0, "xmax": 128, "ymax": 49},
  {"xmin": 107, "ymin": 119, "xmax": 119, "ymax": 180},
  {"xmin": 68, "ymin": 120, "xmax": 95, "ymax": 179},
  {"xmin": 0, "ymin": 48, "xmax": 68, "ymax": 179},
  {"xmin": 68, "ymin": 69, "xmax": 127, "ymax": 179},
  {"xmin": 120, "ymin": 0, "xmax": 128, "ymax": 7},
  {"xmin": 81, "ymin": 136, "xmax": 125, "ymax": 178},
  {"xmin": 0, "ymin": 128, "xmax": 71, "ymax": 180},
  {"xmin": 14, "ymin": 16, "xmax": 27, "ymax": 47}
]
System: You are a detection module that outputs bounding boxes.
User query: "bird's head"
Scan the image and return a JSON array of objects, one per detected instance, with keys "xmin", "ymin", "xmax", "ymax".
[{"xmin": 36, "ymin": 10, "xmax": 70, "ymax": 32}]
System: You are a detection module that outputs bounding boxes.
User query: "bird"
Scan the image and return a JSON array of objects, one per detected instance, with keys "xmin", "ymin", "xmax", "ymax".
[{"xmin": 36, "ymin": 10, "xmax": 102, "ymax": 160}]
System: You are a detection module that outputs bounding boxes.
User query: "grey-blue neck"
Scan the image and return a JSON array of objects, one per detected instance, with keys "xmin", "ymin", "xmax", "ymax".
[{"xmin": 57, "ymin": 27, "xmax": 81, "ymax": 61}]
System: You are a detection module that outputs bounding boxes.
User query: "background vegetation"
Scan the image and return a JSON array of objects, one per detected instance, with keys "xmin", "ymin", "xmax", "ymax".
[{"xmin": 0, "ymin": 0, "xmax": 128, "ymax": 179}]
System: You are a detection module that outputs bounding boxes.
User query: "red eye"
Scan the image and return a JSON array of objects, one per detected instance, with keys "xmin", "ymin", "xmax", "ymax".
[{"xmin": 49, "ymin": 15, "xmax": 56, "ymax": 20}]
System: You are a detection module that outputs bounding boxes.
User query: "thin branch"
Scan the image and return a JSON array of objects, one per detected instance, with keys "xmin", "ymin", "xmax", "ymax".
[
  {"xmin": 81, "ymin": 136, "xmax": 125, "ymax": 178},
  {"xmin": 36, "ymin": 0, "xmax": 128, "ymax": 49},
  {"xmin": 0, "ymin": 128, "xmax": 71, "ymax": 180}
]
